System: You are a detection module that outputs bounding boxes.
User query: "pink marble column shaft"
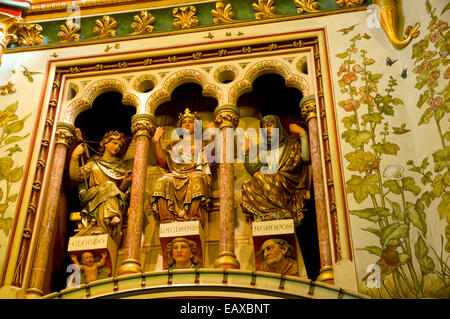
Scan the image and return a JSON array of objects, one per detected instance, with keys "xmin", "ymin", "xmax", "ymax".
[
  {"xmin": 118, "ymin": 114, "xmax": 154, "ymax": 275},
  {"xmin": 213, "ymin": 106, "xmax": 240, "ymax": 269},
  {"xmin": 26, "ymin": 123, "xmax": 75, "ymax": 298},
  {"xmin": 301, "ymin": 96, "xmax": 334, "ymax": 283}
]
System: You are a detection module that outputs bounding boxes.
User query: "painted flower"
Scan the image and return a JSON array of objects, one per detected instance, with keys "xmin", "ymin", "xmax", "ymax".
[
  {"xmin": 431, "ymin": 31, "xmax": 441, "ymax": 43},
  {"xmin": 343, "ymin": 99, "xmax": 360, "ymax": 112},
  {"xmin": 337, "ymin": 64, "xmax": 347, "ymax": 77},
  {"xmin": 444, "ymin": 67, "xmax": 450, "ymax": 79},
  {"xmin": 418, "ymin": 60, "xmax": 432, "ymax": 73},
  {"xmin": 429, "ymin": 70, "xmax": 441, "ymax": 82},
  {"xmin": 352, "ymin": 64, "xmax": 365, "ymax": 74},
  {"xmin": 429, "ymin": 96, "xmax": 443, "ymax": 110},
  {"xmin": 342, "ymin": 72, "xmax": 357, "ymax": 84},
  {"xmin": 383, "ymin": 165, "xmax": 404, "ymax": 180},
  {"xmin": 439, "ymin": 51, "xmax": 448, "ymax": 58}
]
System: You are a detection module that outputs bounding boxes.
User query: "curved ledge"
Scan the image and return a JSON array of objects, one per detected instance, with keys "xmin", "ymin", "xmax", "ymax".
[{"xmin": 42, "ymin": 269, "xmax": 369, "ymax": 299}]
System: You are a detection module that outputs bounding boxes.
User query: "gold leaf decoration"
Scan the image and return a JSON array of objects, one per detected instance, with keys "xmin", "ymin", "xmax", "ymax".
[
  {"xmin": 211, "ymin": 2, "xmax": 235, "ymax": 24},
  {"xmin": 93, "ymin": 16, "xmax": 118, "ymax": 39},
  {"xmin": 57, "ymin": 19, "xmax": 81, "ymax": 42},
  {"xmin": 173, "ymin": 6, "xmax": 199, "ymax": 29},
  {"xmin": 131, "ymin": 11, "xmax": 155, "ymax": 34},
  {"xmin": 0, "ymin": 81, "xmax": 16, "ymax": 95},
  {"xmin": 16, "ymin": 23, "xmax": 44, "ymax": 47},
  {"xmin": 294, "ymin": 0, "xmax": 319, "ymax": 14},
  {"xmin": 336, "ymin": 0, "xmax": 364, "ymax": 7},
  {"xmin": 252, "ymin": 0, "xmax": 278, "ymax": 19}
]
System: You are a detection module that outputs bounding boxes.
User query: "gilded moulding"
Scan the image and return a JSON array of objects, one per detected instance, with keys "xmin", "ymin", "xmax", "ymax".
[
  {"xmin": 374, "ymin": 0, "xmax": 420, "ymax": 50},
  {"xmin": 294, "ymin": 0, "xmax": 319, "ymax": 14},
  {"xmin": 93, "ymin": 15, "xmax": 118, "ymax": 39},
  {"xmin": 131, "ymin": 11, "xmax": 155, "ymax": 34},
  {"xmin": 336, "ymin": 0, "xmax": 364, "ymax": 7},
  {"xmin": 16, "ymin": 23, "xmax": 44, "ymax": 47},
  {"xmin": 252, "ymin": 0, "xmax": 279, "ymax": 19},
  {"xmin": 57, "ymin": 19, "xmax": 81, "ymax": 43},
  {"xmin": 172, "ymin": 6, "xmax": 199, "ymax": 29},
  {"xmin": 211, "ymin": 1, "xmax": 235, "ymax": 24},
  {"xmin": 0, "ymin": 16, "xmax": 21, "ymax": 66},
  {"xmin": 0, "ymin": 81, "xmax": 16, "ymax": 95}
]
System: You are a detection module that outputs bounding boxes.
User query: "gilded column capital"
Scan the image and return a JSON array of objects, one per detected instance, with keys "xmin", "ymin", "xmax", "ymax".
[
  {"xmin": 131, "ymin": 113, "xmax": 156, "ymax": 138},
  {"xmin": 0, "ymin": 16, "xmax": 22, "ymax": 66},
  {"xmin": 55, "ymin": 122, "xmax": 76, "ymax": 148},
  {"xmin": 214, "ymin": 104, "xmax": 240, "ymax": 129},
  {"xmin": 299, "ymin": 95, "xmax": 317, "ymax": 123}
]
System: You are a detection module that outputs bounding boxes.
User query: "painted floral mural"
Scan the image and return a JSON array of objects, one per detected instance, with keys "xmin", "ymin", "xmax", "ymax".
[
  {"xmin": 336, "ymin": 0, "xmax": 449, "ymax": 298},
  {"xmin": 0, "ymin": 101, "xmax": 30, "ymax": 246}
]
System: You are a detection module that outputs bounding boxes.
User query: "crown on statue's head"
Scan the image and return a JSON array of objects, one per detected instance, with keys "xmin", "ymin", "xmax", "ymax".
[{"xmin": 178, "ymin": 107, "xmax": 200, "ymax": 123}]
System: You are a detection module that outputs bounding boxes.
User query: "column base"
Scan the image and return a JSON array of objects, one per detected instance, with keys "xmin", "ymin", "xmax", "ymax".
[
  {"xmin": 25, "ymin": 288, "xmax": 43, "ymax": 299},
  {"xmin": 118, "ymin": 258, "xmax": 142, "ymax": 276},
  {"xmin": 214, "ymin": 251, "xmax": 240, "ymax": 269},
  {"xmin": 317, "ymin": 265, "xmax": 334, "ymax": 284}
]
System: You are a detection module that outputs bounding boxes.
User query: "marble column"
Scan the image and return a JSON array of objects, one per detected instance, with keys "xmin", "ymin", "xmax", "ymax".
[
  {"xmin": 118, "ymin": 114, "xmax": 155, "ymax": 275},
  {"xmin": 213, "ymin": 105, "xmax": 240, "ymax": 269},
  {"xmin": 26, "ymin": 122, "xmax": 76, "ymax": 298},
  {"xmin": 300, "ymin": 95, "xmax": 334, "ymax": 284}
]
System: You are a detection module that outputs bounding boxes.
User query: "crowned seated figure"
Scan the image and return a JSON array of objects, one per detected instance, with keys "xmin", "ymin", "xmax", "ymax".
[{"xmin": 151, "ymin": 108, "xmax": 214, "ymax": 229}]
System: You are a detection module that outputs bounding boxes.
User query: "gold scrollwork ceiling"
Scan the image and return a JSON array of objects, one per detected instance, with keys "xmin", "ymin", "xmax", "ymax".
[
  {"xmin": 131, "ymin": 11, "xmax": 156, "ymax": 35},
  {"xmin": 93, "ymin": 16, "xmax": 118, "ymax": 39},
  {"xmin": 294, "ymin": 0, "xmax": 320, "ymax": 14},
  {"xmin": 16, "ymin": 23, "xmax": 44, "ymax": 47},
  {"xmin": 57, "ymin": 19, "xmax": 81, "ymax": 43},
  {"xmin": 211, "ymin": 2, "xmax": 235, "ymax": 24},
  {"xmin": 173, "ymin": 6, "xmax": 199, "ymax": 29},
  {"xmin": 252, "ymin": 0, "xmax": 279, "ymax": 19},
  {"xmin": 336, "ymin": 0, "xmax": 364, "ymax": 7}
]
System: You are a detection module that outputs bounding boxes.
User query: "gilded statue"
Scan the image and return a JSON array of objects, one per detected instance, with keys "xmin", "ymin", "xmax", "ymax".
[
  {"xmin": 256, "ymin": 238, "xmax": 298, "ymax": 276},
  {"xmin": 69, "ymin": 131, "xmax": 133, "ymax": 245},
  {"xmin": 241, "ymin": 115, "xmax": 310, "ymax": 226},
  {"xmin": 165, "ymin": 237, "xmax": 201, "ymax": 270},
  {"xmin": 151, "ymin": 108, "xmax": 214, "ymax": 228}
]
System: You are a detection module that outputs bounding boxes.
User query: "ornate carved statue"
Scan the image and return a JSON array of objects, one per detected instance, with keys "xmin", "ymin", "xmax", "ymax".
[
  {"xmin": 165, "ymin": 237, "xmax": 201, "ymax": 270},
  {"xmin": 70, "ymin": 251, "xmax": 110, "ymax": 284},
  {"xmin": 69, "ymin": 131, "xmax": 132, "ymax": 245},
  {"xmin": 256, "ymin": 238, "xmax": 298, "ymax": 276},
  {"xmin": 151, "ymin": 108, "xmax": 214, "ymax": 228},
  {"xmin": 241, "ymin": 114, "xmax": 311, "ymax": 226}
]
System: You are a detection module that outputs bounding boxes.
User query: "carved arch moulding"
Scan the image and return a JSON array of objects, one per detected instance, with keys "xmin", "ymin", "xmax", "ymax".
[{"xmin": 1, "ymin": 29, "xmax": 353, "ymax": 297}]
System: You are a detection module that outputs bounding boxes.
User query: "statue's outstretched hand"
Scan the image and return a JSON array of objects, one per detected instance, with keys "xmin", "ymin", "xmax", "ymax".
[
  {"xmin": 153, "ymin": 127, "xmax": 165, "ymax": 142},
  {"xmin": 289, "ymin": 123, "xmax": 306, "ymax": 135},
  {"xmin": 72, "ymin": 144, "xmax": 85, "ymax": 157}
]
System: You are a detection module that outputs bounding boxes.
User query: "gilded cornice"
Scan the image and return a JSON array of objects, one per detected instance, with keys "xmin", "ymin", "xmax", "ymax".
[{"xmin": 6, "ymin": 0, "xmax": 372, "ymax": 52}]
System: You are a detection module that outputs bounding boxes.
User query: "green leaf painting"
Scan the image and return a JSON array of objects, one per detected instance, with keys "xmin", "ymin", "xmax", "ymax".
[
  {"xmin": 338, "ymin": 0, "xmax": 449, "ymax": 299},
  {"xmin": 0, "ymin": 101, "xmax": 31, "ymax": 239}
]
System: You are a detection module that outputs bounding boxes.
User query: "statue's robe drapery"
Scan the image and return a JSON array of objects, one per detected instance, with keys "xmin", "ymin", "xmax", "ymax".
[
  {"xmin": 241, "ymin": 115, "xmax": 310, "ymax": 226},
  {"xmin": 74, "ymin": 156, "xmax": 131, "ymax": 244},
  {"xmin": 151, "ymin": 140, "xmax": 211, "ymax": 228}
]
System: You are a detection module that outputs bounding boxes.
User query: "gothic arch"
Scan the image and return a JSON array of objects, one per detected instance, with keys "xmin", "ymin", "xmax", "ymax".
[
  {"xmin": 145, "ymin": 69, "xmax": 223, "ymax": 114},
  {"xmin": 63, "ymin": 78, "xmax": 139, "ymax": 124},
  {"xmin": 228, "ymin": 60, "xmax": 311, "ymax": 105}
]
